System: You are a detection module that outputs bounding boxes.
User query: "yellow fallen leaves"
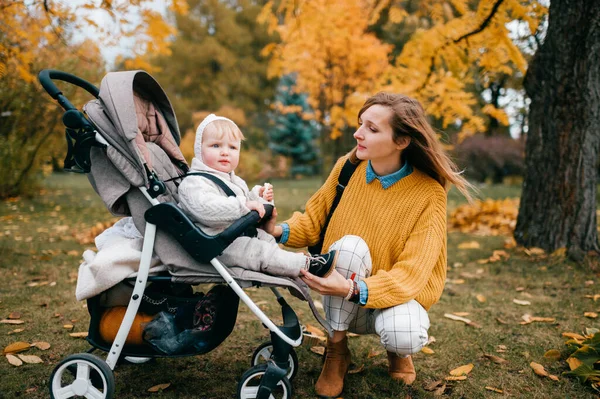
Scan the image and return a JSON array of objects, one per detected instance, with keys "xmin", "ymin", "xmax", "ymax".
[
  {"xmin": 4, "ymin": 340, "xmax": 49, "ymax": 367},
  {"xmin": 484, "ymin": 354, "xmax": 508, "ymax": 364},
  {"xmin": 449, "ymin": 198, "xmax": 519, "ymax": 236},
  {"xmin": 458, "ymin": 241, "xmax": 480, "ymax": 249},
  {"xmin": 148, "ymin": 383, "xmax": 171, "ymax": 392},
  {"xmin": 513, "ymin": 299, "xmax": 531, "ymax": 306},
  {"xmin": 450, "ymin": 363, "xmax": 474, "ymax": 376},
  {"xmin": 476, "ymin": 294, "xmax": 487, "ymax": 303},
  {"xmin": 520, "ymin": 314, "xmax": 555, "ymax": 325},
  {"xmin": 530, "ymin": 362, "xmax": 559, "ymax": 381},
  {"xmin": 584, "ymin": 312, "xmax": 598, "ymax": 318},
  {"xmin": 421, "ymin": 347, "xmax": 435, "ymax": 354},
  {"xmin": 485, "ymin": 386, "xmax": 504, "ymax": 393},
  {"xmin": 3, "ymin": 341, "xmax": 30, "ymax": 354},
  {"xmin": 444, "ymin": 313, "xmax": 480, "ymax": 328}
]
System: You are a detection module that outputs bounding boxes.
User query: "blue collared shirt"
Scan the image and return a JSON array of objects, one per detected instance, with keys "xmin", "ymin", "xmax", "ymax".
[{"xmin": 279, "ymin": 160, "xmax": 413, "ymax": 306}]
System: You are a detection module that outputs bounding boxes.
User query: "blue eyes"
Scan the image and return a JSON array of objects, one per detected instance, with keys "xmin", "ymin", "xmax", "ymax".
[{"xmin": 210, "ymin": 144, "xmax": 238, "ymax": 150}]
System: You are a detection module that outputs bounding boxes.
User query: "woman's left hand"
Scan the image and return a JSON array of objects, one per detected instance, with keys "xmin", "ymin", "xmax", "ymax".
[{"xmin": 300, "ymin": 268, "xmax": 351, "ymax": 297}]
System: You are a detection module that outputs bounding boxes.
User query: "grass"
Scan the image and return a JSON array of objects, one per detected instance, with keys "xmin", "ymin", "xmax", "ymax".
[{"xmin": 0, "ymin": 173, "xmax": 598, "ymax": 398}]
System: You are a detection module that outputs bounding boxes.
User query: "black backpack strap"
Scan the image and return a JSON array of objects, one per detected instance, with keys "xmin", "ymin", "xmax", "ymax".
[
  {"xmin": 308, "ymin": 158, "xmax": 360, "ymax": 255},
  {"xmin": 183, "ymin": 172, "xmax": 236, "ymax": 197}
]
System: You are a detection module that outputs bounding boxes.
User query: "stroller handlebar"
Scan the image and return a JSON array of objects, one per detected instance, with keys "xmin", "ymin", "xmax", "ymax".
[{"xmin": 38, "ymin": 69, "xmax": 99, "ymax": 110}]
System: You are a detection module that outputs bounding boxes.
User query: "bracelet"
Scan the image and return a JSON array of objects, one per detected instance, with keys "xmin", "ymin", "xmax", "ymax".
[
  {"xmin": 344, "ymin": 279, "xmax": 354, "ymax": 301},
  {"xmin": 348, "ymin": 281, "xmax": 360, "ymax": 303}
]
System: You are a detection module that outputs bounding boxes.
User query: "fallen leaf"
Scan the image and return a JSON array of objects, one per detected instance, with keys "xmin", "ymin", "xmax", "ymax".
[
  {"xmin": 458, "ymin": 241, "xmax": 480, "ymax": 249},
  {"xmin": 304, "ymin": 324, "xmax": 325, "ymax": 337},
  {"xmin": 524, "ymin": 247, "xmax": 545, "ymax": 256},
  {"xmin": 584, "ymin": 294, "xmax": 600, "ymax": 301},
  {"xmin": 367, "ymin": 348, "xmax": 383, "ymax": 358},
  {"xmin": 530, "ymin": 362, "xmax": 548, "ymax": 377},
  {"xmin": 69, "ymin": 332, "xmax": 88, "ymax": 338},
  {"xmin": 548, "ymin": 374, "xmax": 559, "ymax": 381},
  {"xmin": 433, "ymin": 383, "xmax": 446, "ymax": 396},
  {"xmin": 445, "ymin": 375, "xmax": 467, "ymax": 381},
  {"xmin": 31, "ymin": 342, "xmax": 50, "ymax": 350},
  {"xmin": 347, "ymin": 364, "xmax": 364, "ymax": 374},
  {"xmin": 485, "ymin": 386, "xmax": 504, "ymax": 393},
  {"xmin": 424, "ymin": 380, "xmax": 444, "ymax": 391},
  {"xmin": 421, "ymin": 347, "xmax": 435, "ymax": 354},
  {"xmin": 6, "ymin": 354, "xmax": 22, "ymax": 366},
  {"xmin": 310, "ymin": 346, "xmax": 325, "ymax": 356},
  {"xmin": 452, "ymin": 312, "xmax": 470, "ymax": 317},
  {"xmin": 346, "ymin": 332, "xmax": 359, "ymax": 337},
  {"xmin": 18, "ymin": 354, "xmax": 43, "ymax": 364},
  {"xmin": 496, "ymin": 318, "xmax": 509, "ymax": 325},
  {"xmin": 515, "ymin": 286, "xmax": 525, "ymax": 292},
  {"xmin": 484, "ymin": 354, "xmax": 508, "ymax": 364},
  {"xmin": 476, "ymin": 294, "xmax": 486, "ymax": 303},
  {"xmin": 551, "ymin": 247, "xmax": 566, "ymax": 257},
  {"xmin": 63, "ymin": 324, "xmax": 74, "ymax": 330},
  {"xmin": 566, "ymin": 357, "xmax": 583, "ymax": 370},
  {"xmin": 66, "ymin": 250, "xmax": 80, "ymax": 256},
  {"xmin": 520, "ymin": 314, "xmax": 555, "ymax": 325},
  {"xmin": 314, "ymin": 300, "xmax": 323, "ymax": 310},
  {"xmin": 147, "ymin": 383, "xmax": 171, "ymax": 392},
  {"xmin": 562, "ymin": 332, "xmax": 585, "ymax": 341},
  {"xmin": 427, "ymin": 336, "xmax": 437, "ymax": 345},
  {"xmin": 3, "ymin": 342, "xmax": 30, "ymax": 354},
  {"xmin": 7, "ymin": 328, "xmax": 24, "ymax": 335},
  {"xmin": 585, "ymin": 280, "xmax": 594, "ymax": 286},
  {"xmin": 513, "ymin": 299, "xmax": 531, "ymax": 306},
  {"xmin": 8, "ymin": 312, "xmax": 21, "ymax": 319},
  {"xmin": 444, "ymin": 313, "xmax": 471, "ymax": 324},
  {"xmin": 584, "ymin": 312, "xmax": 598, "ymax": 318},
  {"xmin": 449, "ymin": 363, "xmax": 474, "ymax": 376},
  {"xmin": 543, "ymin": 349, "xmax": 561, "ymax": 361},
  {"xmin": 0, "ymin": 319, "xmax": 24, "ymax": 325}
]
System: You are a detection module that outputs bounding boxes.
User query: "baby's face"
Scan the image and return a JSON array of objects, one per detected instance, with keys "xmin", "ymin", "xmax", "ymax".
[{"xmin": 201, "ymin": 125, "xmax": 241, "ymax": 173}]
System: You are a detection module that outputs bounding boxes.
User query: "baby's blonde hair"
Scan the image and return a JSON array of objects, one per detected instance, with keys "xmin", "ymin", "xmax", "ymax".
[{"xmin": 205, "ymin": 119, "xmax": 245, "ymax": 142}]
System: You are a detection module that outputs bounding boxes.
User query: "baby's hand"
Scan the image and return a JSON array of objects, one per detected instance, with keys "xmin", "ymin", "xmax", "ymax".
[
  {"xmin": 245, "ymin": 201, "xmax": 266, "ymax": 218},
  {"xmin": 261, "ymin": 183, "xmax": 274, "ymax": 202}
]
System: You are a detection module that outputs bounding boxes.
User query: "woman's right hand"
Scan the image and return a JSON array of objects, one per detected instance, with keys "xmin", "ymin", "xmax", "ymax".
[
  {"xmin": 261, "ymin": 207, "xmax": 278, "ymax": 236},
  {"xmin": 300, "ymin": 268, "xmax": 352, "ymax": 297}
]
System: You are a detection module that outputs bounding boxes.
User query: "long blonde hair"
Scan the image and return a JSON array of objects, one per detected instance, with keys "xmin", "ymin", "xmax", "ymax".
[{"xmin": 353, "ymin": 92, "xmax": 473, "ymax": 201}]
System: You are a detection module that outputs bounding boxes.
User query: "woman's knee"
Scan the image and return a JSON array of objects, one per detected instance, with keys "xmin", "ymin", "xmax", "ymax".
[
  {"xmin": 380, "ymin": 327, "xmax": 429, "ymax": 356},
  {"xmin": 375, "ymin": 302, "xmax": 430, "ymax": 356},
  {"xmin": 328, "ymin": 235, "xmax": 372, "ymax": 278}
]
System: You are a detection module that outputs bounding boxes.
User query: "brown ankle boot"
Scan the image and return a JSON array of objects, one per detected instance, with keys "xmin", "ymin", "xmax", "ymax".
[
  {"xmin": 315, "ymin": 337, "xmax": 351, "ymax": 398},
  {"xmin": 387, "ymin": 352, "xmax": 416, "ymax": 385}
]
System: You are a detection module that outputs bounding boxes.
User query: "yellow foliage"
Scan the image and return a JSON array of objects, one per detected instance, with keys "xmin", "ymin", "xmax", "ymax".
[
  {"xmin": 2, "ymin": 1, "xmax": 187, "ymax": 80},
  {"xmin": 260, "ymin": 0, "xmax": 547, "ymax": 144},
  {"xmin": 449, "ymin": 198, "xmax": 519, "ymax": 236}
]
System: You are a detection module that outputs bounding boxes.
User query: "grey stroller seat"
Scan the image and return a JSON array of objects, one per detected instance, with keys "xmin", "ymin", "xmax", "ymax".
[{"xmin": 39, "ymin": 69, "xmax": 329, "ymax": 399}]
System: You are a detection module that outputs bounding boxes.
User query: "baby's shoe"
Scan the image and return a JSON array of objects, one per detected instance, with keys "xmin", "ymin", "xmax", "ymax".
[{"xmin": 307, "ymin": 250, "xmax": 339, "ymax": 278}]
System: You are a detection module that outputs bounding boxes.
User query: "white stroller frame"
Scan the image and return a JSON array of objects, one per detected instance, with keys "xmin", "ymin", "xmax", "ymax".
[{"xmin": 39, "ymin": 69, "xmax": 317, "ymax": 399}]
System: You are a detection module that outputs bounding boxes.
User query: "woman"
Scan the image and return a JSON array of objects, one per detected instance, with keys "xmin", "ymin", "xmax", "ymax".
[{"xmin": 264, "ymin": 92, "xmax": 472, "ymax": 397}]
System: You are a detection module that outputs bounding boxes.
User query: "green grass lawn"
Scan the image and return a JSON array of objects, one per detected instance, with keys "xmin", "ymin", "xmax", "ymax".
[{"xmin": 1, "ymin": 173, "xmax": 598, "ymax": 398}]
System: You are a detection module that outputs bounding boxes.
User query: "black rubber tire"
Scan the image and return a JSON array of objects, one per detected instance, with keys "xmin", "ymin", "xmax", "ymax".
[
  {"xmin": 237, "ymin": 364, "xmax": 292, "ymax": 399},
  {"xmin": 250, "ymin": 341, "xmax": 298, "ymax": 381},
  {"xmin": 49, "ymin": 353, "xmax": 115, "ymax": 398}
]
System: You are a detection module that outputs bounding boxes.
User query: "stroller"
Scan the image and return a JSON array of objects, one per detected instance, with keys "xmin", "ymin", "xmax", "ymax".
[{"xmin": 39, "ymin": 69, "xmax": 330, "ymax": 399}]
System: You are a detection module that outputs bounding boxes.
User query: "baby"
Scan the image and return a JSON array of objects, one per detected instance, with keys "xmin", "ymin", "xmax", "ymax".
[{"xmin": 178, "ymin": 114, "xmax": 338, "ymax": 278}]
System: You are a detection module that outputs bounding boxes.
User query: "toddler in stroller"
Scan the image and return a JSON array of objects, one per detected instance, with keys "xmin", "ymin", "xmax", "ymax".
[
  {"xmin": 39, "ymin": 69, "xmax": 330, "ymax": 399},
  {"xmin": 179, "ymin": 113, "xmax": 338, "ymax": 279}
]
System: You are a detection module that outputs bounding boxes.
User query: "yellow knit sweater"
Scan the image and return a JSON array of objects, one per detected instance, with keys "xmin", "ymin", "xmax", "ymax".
[{"xmin": 284, "ymin": 156, "xmax": 447, "ymax": 310}]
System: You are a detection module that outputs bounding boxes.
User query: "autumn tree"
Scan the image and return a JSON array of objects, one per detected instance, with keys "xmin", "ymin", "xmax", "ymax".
[
  {"xmin": 151, "ymin": 0, "xmax": 277, "ymax": 139},
  {"xmin": 0, "ymin": 1, "xmax": 185, "ymax": 198},
  {"xmin": 268, "ymin": 74, "xmax": 320, "ymax": 177},
  {"xmin": 514, "ymin": 0, "xmax": 600, "ymax": 258},
  {"xmin": 260, "ymin": 0, "xmax": 546, "ymax": 168}
]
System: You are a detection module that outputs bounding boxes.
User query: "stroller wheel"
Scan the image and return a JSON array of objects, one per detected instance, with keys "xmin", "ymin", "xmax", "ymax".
[
  {"xmin": 237, "ymin": 364, "xmax": 292, "ymax": 399},
  {"xmin": 251, "ymin": 342, "xmax": 298, "ymax": 381},
  {"xmin": 49, "ymin": 353, "xmax": 115, "ymax": 399}
]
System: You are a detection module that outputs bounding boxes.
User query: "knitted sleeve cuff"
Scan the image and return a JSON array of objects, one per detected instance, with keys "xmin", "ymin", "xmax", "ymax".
[
  {"xmin": 358, "ymin": 280, "xmax": 368, "ymax": 306},
  {"xmin": 278, "ymin": 223, "xmax": 290, "ymax": 244}
]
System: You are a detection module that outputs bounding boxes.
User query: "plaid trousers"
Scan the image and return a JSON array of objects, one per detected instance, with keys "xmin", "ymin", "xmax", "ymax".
[{"xmin": 324, "ymin": 235, "xmax": 430, "ymax": 355}]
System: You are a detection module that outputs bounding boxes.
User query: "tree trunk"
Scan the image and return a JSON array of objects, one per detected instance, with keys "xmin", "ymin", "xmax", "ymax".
[{"xmin": 514, "ymin": 0, "xmax": 600, "ymax": 258}]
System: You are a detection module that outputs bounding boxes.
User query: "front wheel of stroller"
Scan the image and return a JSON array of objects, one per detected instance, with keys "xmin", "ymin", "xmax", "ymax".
[
  {"xmin": 49, "ymin": 353, "xmax": 115, "ymax": 399},
  {"xmin": 251, "ymin": 342, "xmax": 298, "ymax": 381},
  {"xmin": 237, "ymin": 364, "xmax": 293, "ymax": 399}
]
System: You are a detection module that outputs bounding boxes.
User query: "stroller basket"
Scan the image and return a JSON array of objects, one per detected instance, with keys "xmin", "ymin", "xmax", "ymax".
[{"xmin": 40, "ymin": 69, "xmax": 308, "ymax": 399}]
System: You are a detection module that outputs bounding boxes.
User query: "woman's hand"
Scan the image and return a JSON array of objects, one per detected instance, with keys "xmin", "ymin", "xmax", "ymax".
[
  {"xmin": 261, "ymin": 207, "xmax": 279, "ymax": 236},
  {"xmin": 300, "ymin": 268, "xmax": 351, "ymax": 297}
]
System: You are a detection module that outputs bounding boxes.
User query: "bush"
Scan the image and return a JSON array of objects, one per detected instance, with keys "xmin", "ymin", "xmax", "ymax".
[{"xmin": 454, "ymin": 135, "xmax": 525, "ymax": 183}]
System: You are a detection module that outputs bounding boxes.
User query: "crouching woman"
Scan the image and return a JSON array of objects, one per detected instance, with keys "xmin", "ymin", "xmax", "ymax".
[{"xmin": 264, "ymin": 92, "xmax": 472, "ymax": 397}]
